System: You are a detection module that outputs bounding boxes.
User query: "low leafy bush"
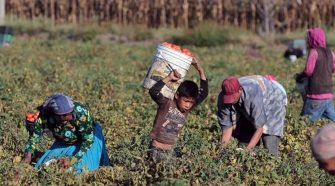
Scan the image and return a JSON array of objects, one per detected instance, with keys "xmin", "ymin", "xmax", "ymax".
[{"xmin": 0, "ymin": 27, "xmax": 335, "ymax": 185}]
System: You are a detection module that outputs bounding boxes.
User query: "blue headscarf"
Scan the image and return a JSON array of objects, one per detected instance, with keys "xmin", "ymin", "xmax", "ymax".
[{"xmin": 42, "ymin": 93, "xmax": 74, "ymax": 115}]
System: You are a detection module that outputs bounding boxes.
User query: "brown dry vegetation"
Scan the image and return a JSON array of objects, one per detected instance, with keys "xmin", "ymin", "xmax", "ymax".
[{"xmin": 5, "ymin": 0, "xmax": 335, "ymax": 32}]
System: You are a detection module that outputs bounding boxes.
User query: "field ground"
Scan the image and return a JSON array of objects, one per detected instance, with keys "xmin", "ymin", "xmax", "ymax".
[{"xmin": 1, "ymin": 21, "xmax": 335, "ymax": 185}]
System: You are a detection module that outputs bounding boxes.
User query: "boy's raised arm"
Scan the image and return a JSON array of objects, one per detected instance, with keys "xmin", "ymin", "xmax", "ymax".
[
  {"xmin": 192, "ymin": 57, "xmax": 208, "ymax": 105},
  {"xmin": 149, "ymin": 70, "xmax": 180, "ymax": 104},
  {"xmin": 192, "ymin": 57, "xmax": 207, "ymax": 81}
]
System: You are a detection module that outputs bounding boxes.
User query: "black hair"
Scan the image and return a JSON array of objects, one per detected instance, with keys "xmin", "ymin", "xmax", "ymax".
[{"xmin": 177, "ymin": 80, "xmax": 199, "ymax": 99}]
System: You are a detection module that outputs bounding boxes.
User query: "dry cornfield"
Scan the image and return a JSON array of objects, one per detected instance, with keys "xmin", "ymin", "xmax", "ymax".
[{"xmin": 4, "ymin": 0, "xmax": 335, "ymax": 32}]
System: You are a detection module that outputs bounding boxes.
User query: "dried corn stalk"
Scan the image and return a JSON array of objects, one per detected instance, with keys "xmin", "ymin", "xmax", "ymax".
[{"xmin": 5, "ymin": 0, "xmax": 335, "ymax": 32}]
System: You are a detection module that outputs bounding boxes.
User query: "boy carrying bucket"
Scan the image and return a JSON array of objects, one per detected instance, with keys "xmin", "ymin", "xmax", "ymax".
[{"xmin": 147, "ymin": 57, "xmax": 208, "ymax": 161}]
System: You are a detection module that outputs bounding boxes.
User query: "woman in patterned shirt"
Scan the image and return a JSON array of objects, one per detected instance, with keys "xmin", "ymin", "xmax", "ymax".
[{"xmin": 24, "ymin": 93, "xmax": 110, "ymax": 174}]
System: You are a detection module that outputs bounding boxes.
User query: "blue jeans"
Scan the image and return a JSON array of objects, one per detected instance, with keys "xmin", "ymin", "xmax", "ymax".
[{"xmin": 301, "ymin": 98, "xmax": 335, "ymax": 122}]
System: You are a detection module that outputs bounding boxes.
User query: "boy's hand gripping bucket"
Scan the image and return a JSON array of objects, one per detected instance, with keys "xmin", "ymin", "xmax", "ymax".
[{"xmin": 143, "ymin": 43, "xmax": 193, "ymax": 99}]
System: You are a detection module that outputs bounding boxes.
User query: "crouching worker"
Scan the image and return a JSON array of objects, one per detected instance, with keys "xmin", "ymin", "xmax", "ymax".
[
  {"xmin": 148, "ymin": 58, "xmax": 208, "ymax": 161},
  {"xmin": 24, "ymin": 93, "xmax": 110, "ymax": 174},
  {"xmin": 311, "ymin": 123, "xmax": 335, "ymax": 175},
  {"xmin": 217, "ymin": 75, "xmax": 287, "ymax": 156}
]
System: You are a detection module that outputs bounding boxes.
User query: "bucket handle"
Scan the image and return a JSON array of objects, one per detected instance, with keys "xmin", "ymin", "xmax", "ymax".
[{"xmin": 157, "ymin": 51, "xmax": 174, "ymax": 72}]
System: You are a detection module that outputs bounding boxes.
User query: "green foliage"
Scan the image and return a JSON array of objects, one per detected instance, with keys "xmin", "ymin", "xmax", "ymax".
[
  {"xmin": 171, "ymin": 23, "xmax": 229, "ymax": 47},
  {"xmin": 171, "ymin": 23, "xmax": 258, "ymax": 47},
  {"xmin": 5, "ymin": 16, "xmax": 158, "ymax": 42},
  {"xmin": 1, "ymin": 23, "xmax": 335, "ymax": 185}
]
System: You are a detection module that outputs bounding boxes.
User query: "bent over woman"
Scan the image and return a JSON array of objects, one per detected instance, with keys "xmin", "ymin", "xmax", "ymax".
[{"xmin": 24, "ymin": 93, "xmax": 110, "ymax": 174}]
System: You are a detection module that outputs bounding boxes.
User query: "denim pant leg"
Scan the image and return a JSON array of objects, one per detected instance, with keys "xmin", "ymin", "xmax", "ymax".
[
  {"xmin": 322, "ymin": 99, "xmax": 335, "ymax": 122},
  {"xmin": 262, "ymin": 135, "xmax": 280, "ymax": 156},
  {"xmin": 147, "ymin": 143, "xmax": 174, "ymax": 162},
  {"xmin": 301, "ymin": 98, "xmax": 327, "ymax": 122}
]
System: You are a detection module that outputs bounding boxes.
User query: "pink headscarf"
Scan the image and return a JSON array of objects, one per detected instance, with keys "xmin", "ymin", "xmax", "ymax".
[
  {"xmin": 311, "ymin": 124, "xmax": 335, "ymax": 160},
  {"xmin": 307, "ymin": 27, "xmax": 326, "ymax": 48}
]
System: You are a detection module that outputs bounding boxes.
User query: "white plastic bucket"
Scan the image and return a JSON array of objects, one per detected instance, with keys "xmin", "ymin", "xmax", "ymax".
[{"xmin": 143, "ymin": 44, "xmax": 193, "ymax": 99}]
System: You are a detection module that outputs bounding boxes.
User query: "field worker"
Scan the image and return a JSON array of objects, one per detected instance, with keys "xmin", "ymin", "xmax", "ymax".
[
  {"xmin": 311, "ymin": 124, "xmax": 335, "ymax": 175},
  {"xmin": 217, "ymin": 75, "xmax": 287, "ymax": 156},
  {"xmin": 148, "ymin": 57, "xmax": 208, "ymax": 161},
  {"xmin": 24, "ymin": 93, "xmax": 110, "ymax": 174},
  {"xmin": 295, "ymin": 27, "xmax": 335, "ymax": 122}
]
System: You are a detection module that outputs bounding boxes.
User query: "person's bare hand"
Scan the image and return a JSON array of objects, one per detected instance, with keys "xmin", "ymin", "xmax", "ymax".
[
  {"xmin": 58, "ymin": 158, "xmax": 71, "ymax": 168},
  {"xmin": 24, "ymin": 152, "xmax": 32, "ymax": 164},
  {"xmin": 191, "ymin": 55, "xmax": 200, "ymax": 65},
  {"xmin": 163, "ymin": 69, "xmax": 181, "ymax": 83},
  {"xmin": 191, "ymin": 55, "xmax": 206, "ymax": 80},
  {"xmin": 169, "ymin": 69, "xmax": 181, "ymax": 81},
  {"xmin": 192, "ymin": 55, "xmax": 204, "ymax": 70}
]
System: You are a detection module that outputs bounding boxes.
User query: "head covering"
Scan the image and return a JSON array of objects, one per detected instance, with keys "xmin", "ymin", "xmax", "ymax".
[
  {"xmin": 221, "ymin": 76, "xmax": 241, "ymax": 104},
  {"xmin": 42, "ymin": 93, "xmax": 74, "ymax": 115},
  {"xmin": 311, "ymin": 123, "xmax": 335, "ymax": 161},
  {"xmin": 307, "ymin": 27, "xmax": 326, "ymax": 48}
]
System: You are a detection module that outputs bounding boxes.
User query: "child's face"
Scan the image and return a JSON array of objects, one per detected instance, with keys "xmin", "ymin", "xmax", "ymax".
[{"xmin": 175, "ymin": 95, "xmax": 195, "ymax": 112}]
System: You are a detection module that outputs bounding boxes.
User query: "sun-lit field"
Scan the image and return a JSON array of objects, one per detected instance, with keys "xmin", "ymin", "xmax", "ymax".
[{"xmin": 1, "ymin": 22, "xmax": 335, "ymax": 185}]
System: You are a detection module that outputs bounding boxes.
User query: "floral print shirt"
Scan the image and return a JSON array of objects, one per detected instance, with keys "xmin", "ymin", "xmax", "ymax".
[{"xmin": 24, "ymin": 102, "xmax": 95, "ymax": 162}]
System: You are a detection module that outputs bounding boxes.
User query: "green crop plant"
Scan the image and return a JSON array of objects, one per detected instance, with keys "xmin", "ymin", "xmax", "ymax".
[{"xmin": 1, "ymin": 22, "xmax": 335, "ymax": 185}]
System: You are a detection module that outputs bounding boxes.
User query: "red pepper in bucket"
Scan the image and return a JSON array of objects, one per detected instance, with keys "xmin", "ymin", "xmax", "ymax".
[{"xmin": 162, "ymin": 42, "xmax": 193, "ymax": 57}]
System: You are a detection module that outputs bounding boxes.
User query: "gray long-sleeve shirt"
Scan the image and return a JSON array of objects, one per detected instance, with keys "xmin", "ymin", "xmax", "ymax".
[{"xmin": 217, "ymin": 75, "xmax": 287, "ymax": 137}]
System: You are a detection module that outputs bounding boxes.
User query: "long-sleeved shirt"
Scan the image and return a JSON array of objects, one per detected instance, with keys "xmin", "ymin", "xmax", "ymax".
[
  {"xmin": 217, "ymin": 75, "xmax": 287, "ymax": 137},
  {"xmin": 149, "ymin": 79, "xmax": 208, "ymax": 145},
  {"xmin": 304, "ymin": 49, "xmax": 335, "ymax": 99},
  {"xmin": 25, "ymin": 102, "xmax": 95, "ymax": 162}
]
